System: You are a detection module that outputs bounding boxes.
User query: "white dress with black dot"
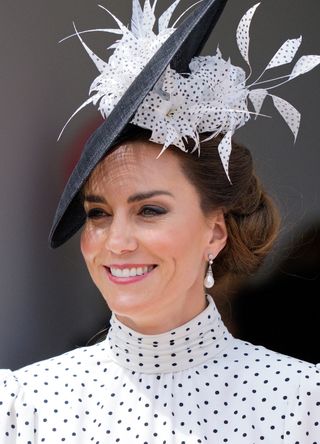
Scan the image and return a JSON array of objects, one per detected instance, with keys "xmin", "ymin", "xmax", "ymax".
[{"xmin": 1, "ymin": 295, "xmax": 319, "ymax": 443}]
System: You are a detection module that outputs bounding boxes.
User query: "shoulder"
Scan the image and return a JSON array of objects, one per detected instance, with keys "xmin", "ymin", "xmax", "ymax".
[
  {"xmin": 0, "ymin": 368, "xmax": 20, "ymax": 401},
  {"xmin": 229, "ymin": 340, "xmax": 319, "ymax": 407},
  {"xmin": 223, "ymin": 338, "xmax": 320, "ymax": 436},
  {"xmin": 0, "ymin": 340, "xmax": 112, "ymax": 442},
  {"xmin": 0, "ymin": 369, "xmax": 34, "ymax": 442},
  {"xmin": 217, "ymin": 338, "xmax": 320, "ymax": 441},
  {"xmin": 229, "ymin": 337, "xmax": 319, "ymax": 374},
  {"xmin": 14, "ymin": 338, "xmax": 111, "ymax": 384},
  {"xmin": 221, "ymin": 337, "xmax": 319, "ymax": 401},
  {"xmin": 1, "ymin": 339, "xmax": 111, "ymax": 404}
]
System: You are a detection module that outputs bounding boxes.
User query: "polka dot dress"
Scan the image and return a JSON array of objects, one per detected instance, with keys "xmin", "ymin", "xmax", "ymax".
[{"xmin": 1, "ymin": 295, "xmax": 319, "ymax": 443}]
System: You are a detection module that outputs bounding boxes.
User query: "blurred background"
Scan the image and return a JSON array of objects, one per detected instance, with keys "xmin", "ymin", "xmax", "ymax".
[{"xmin": 0, "ymin": 0, "xmax": 319, "ymax": 369}]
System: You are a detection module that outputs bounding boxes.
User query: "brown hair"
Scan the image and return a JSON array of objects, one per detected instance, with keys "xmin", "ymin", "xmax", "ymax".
[
  {"xmin": 172, "ymin": 136, "xmax": 281, "ymax": 280},
  {"xmin": 118, "ymin": 127, "xmax": 281, "ymax": 281}
]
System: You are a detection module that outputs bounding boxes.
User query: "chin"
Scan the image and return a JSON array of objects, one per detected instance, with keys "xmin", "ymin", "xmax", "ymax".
[{"xmin": 101, "ymin": 286, "xmax": 158, "ymax": 317}]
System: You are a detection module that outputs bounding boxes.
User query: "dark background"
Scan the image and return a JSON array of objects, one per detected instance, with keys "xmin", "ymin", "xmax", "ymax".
[{"xmin": 0, "ymin": 0, "xmax": 319, "ymax": 369}]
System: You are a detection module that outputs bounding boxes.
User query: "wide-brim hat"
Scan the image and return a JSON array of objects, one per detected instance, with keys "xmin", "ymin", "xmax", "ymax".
[{"xmin": 49, "ymin": 0, "xmax": 228, "ymax": 248}]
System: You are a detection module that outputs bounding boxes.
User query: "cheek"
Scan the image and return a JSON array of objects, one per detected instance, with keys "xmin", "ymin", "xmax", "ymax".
[
  {"xmin": 152, "ymin": 224, "xmax": 193, "ymax": 272},
  {"xmin": 170, "ymin": 218, "xmax": 208, "ymax": 273},
  {"xmin": 149, "ymin": 224, "xmax": 183, "ymax": 252},
  {"xmin": 80, "ymin": 226, "xmax": 101, "ymax": 264}
]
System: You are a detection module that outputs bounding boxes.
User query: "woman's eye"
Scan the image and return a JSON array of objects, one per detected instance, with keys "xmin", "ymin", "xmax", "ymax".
[
  {"xmin": 86, "ymin": 208, "xmax": 109, "ymax": 219},
  {"xmin": 139, "ymin": 206, "xmax": 167, "ymax": 217}
]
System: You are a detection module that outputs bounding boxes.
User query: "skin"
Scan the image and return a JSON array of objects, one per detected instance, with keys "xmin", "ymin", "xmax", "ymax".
[{"xmin": 81, "ymin": 140, "xmax": 227, "ymax": 334}]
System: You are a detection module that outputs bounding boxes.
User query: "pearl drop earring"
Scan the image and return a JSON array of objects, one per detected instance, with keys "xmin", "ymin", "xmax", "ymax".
[{"xmin": 204, "ymin": 253, "xmax": 215, "ymax": 288}]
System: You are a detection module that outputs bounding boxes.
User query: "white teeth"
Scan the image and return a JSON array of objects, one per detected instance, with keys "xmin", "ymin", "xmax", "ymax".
[{"xmin": 109, "ymin": 266, "xmax": 154, "ymax": 278}]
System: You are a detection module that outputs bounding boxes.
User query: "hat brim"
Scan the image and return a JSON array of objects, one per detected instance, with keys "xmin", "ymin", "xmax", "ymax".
[{"xmin": 49, "ymin": 0, "xmax": 228, "ymax": 248}]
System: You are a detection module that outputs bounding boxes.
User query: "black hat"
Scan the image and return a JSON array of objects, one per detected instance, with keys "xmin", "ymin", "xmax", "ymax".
[{"xmin": 49, "ymin": 0, "xmax": 228, "ymax": 248}]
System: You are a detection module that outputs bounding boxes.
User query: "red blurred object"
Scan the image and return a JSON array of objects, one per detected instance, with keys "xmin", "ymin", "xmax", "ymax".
[{"xmin": 63, "ymin": 117, "xmax": 104, "ymax": 184}]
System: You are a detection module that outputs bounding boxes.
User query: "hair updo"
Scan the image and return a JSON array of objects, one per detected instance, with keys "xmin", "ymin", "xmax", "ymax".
[
  {"xmin": 115, "ymin": 126, "xmax": 281, "ymax": 282},
  {"xmin": 172, "ymin": 135, "xmax": 281, "ymax": 281}
]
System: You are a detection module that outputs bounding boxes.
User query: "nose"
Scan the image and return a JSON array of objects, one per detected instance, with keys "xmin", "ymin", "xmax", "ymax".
[{"xmin": 104, "ymin": 213, "xmax": 138, "ymax": 255}]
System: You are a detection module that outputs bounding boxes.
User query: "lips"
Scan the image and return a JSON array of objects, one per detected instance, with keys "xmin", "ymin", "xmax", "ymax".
[
  {"xmin": 104, "ymin": 265, "xmax": 157, "ymax": 285},
  {"xmin": 108, "ymin": 265, "xmax": 156, "ymax": 277}
]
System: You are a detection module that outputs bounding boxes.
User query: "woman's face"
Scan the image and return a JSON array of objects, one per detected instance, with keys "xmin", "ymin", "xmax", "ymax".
[{"xmin": 81, "ymin": 141, "xmax": 227, "ymax": 333}]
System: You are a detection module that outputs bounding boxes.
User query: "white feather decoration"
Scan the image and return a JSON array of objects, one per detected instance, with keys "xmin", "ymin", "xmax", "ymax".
[
  {"xmin": 248, "ymin": 89, "xmax": 268, "ymax": 117},
  {"xmin": 158, "ymin": 0, "xmax": 181, "ymax": 33},
  {"xmin": 218, "ymin": 131, "xmax": 233, "ymax": 182},
  {"xmin": 265, "ymin": 37, "xmax": 302, "ymax": 71},
  {"xmin": 290, "ymin": 55, "xmax": 320, "ymax": 80},
  {"xmin": 60, "ymin": 1, "xmax": 320, "ymax": 181},
  {"xmin": 236, "ymin": 3, "xmax": 260, "ymax": 67},
  {"xmin": 271, "ymin": 95, "xmax": 301, "ymax": 141}
]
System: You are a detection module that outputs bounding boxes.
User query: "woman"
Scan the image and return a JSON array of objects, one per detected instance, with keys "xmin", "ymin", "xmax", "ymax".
[
  {"xmin": 1, "ymin": 130, "xmax": 319, "ymax": 442},
  {"xmin": 1, "ymin": 0, "xmax": 319, "ymax": 442}
]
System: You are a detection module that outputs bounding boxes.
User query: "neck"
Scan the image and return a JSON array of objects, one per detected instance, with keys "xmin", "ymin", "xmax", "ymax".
[
  {"xmin": 115, "ymin": 291, "xmax": 208, "ymax": 335},
  {"xmin": 106, "ymin": 294, "xmax": 232, "ymax": 374}
]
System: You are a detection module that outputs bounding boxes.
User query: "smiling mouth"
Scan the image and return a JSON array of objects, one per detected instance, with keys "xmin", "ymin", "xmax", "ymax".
[{"xmin": 105, "ymin": 265, "xmax": 157, "ymax": 278}]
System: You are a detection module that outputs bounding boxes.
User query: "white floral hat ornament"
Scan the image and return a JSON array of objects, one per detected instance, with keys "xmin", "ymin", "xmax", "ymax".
[{"xmin": 50, "ymin": 0, "xmax": 319, "ymax": 248}]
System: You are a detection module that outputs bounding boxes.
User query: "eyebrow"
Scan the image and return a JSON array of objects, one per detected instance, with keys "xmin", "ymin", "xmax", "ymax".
[{"xmin": 84, "ymin": 190, "xmax": 174, "ymax": 204}]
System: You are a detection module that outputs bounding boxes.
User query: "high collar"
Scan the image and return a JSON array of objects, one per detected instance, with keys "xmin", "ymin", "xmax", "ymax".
[{"xmin": 106, "ymin": 294, "xmax": 232, "ymax": 374}]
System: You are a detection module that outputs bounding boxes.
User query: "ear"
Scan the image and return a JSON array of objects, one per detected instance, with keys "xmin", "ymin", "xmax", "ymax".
[{"xmin": 205, "ymin": 209, "xmax": 227, "ymax": 259}]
